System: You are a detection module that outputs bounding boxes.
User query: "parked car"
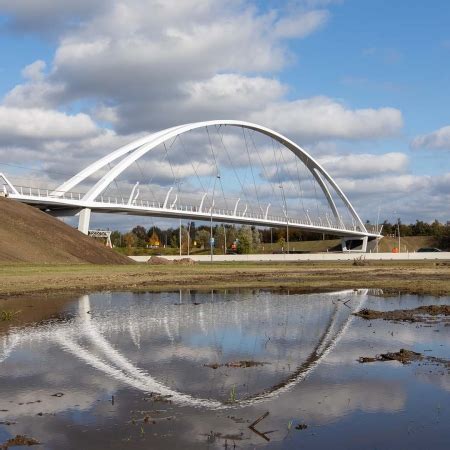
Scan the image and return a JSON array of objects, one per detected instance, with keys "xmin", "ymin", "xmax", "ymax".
[{"xmin": 417, "ymin": 247, "xmax": 442, "ymax": 252}]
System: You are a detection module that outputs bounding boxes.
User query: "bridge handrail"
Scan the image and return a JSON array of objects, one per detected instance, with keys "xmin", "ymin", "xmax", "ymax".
[{"xmin": 11, "ymin": 184, "xmax": 370, "ymax": 233}]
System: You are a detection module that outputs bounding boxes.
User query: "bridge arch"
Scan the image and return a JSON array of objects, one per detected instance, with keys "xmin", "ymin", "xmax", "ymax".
[{"xmin": 55, "ymin": 120, "xmax": 367, "ymax": 233}]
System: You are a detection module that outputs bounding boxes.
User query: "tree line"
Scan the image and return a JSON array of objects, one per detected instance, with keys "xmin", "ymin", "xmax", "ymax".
[
  {"xmin": 110, "ymin": 222, "xmax": 335, "ymax": 254},
  {"xmin": 109, "ymin": 219, "xmax": 450, "ymax": 253},
  {"xmin": 378, "ymin": 219, "xmax": 449, "ymax": 248}
]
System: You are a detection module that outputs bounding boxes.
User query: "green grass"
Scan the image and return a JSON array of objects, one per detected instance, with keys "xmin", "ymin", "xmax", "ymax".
[{"xmin": 1, "ymin": 310, "xmax": 21, "ymax": 321}]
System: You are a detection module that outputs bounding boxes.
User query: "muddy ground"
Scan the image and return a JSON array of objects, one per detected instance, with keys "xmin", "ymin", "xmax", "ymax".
[
  {"xmin": 354, "ymin": 305, "xmax": 450, "ymax": 322},
  {"xmin": 0, "ymin": 260, "xmax": 450, "ymax": 300}
]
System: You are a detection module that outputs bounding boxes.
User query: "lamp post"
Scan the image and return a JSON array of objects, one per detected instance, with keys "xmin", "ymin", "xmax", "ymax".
[
  {"xmin": 187, "ymin": 221, "xmax": 191, "ymax": 256},
  {"xmin": 179, "ymin": 218, "xmax": 182, "ymax": 256},
  {"xmin": 223, "ymin": 223, "xmax": 227, "ymax": 255},
  {"xmin": 279, "ymin": 184, "xmax": 289, "ymax": 254},
  {"xmin": 210, "ymin": 174, "xmax": 220, "ymax": 262}
]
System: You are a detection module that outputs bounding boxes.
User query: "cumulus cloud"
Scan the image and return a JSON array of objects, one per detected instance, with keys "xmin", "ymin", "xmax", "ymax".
[
  {"xmin": 273, "ymin": 9, "xmax": 330, "ymax": 38},
  {"xmin": 0, "ymin": 107, "xmax": 99, "ymax": 143},
  {"xmin": 318, "ymin": 152, "xmax": 409, "ymax": 178},
  {"xmin": 1, "ymin": 0, "xmax": 346, "ymax": 134},
  {"xmin": 411, "ymin": 125, "xmax": 450, "ymax": 150},
  {"xmin": 250, "ymin": 96, "xmax": 403, "ymax": 142},
  {"xmin": 0, "ymin": 0, "xmax": 110, "ymax": 35}
]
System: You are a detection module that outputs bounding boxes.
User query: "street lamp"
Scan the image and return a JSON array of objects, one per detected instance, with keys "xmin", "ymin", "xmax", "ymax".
[
  {"xmin": 210, "ymin": 174, "xmax": 220, "ymax": 262},
  {"xmin": 279, "ymin": 184, "xmax": 289, "ymax": 254}
]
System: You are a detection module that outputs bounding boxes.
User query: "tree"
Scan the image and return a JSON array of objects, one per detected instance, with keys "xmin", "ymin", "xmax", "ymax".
[
  {"xmin": 214, "ymin": 226, "xmax": 226, "ymax": 253},
  {"xmin": 252, "ymin": 227, "xmax": 261, "ymax": 249},
  {"xmin": 132, "ymin": 225, "xmax": 147, "ymax": 246},
  {"xmin": 439, "ymin": 224, "xmax": 450, "ymax": 250},
  {"xmin": 110, "ymin": 230, "xmax": 122, "ymax": 247},
  {"xmin": 123, "ymin": 232, "xmax": 136, "ymax": 248},
  {"xmin": 237, "ymin": 226, "xmax": 253, "ymax": 254},
  {"xmin": 148, "ymin": 230, "xmax": 160, "ymax": 247},
  {"xmin": 195, "ymin": 229, "xmax": 211, "ymax": 249}
]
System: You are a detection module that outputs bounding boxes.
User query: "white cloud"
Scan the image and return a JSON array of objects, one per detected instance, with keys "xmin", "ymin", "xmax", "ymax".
[
  {"xmin": 250, "ymin": 96, "xmax": 403, "ymax": 141},
  {"xmin": 411, "ymin": 125, "xmax": 450, "ymax": 150},
  {"xmin": 318, "ymin": 152, "xmax": 409, "ymax": 178},
  {"xmin": 274, "ymin": 9, "xmax": 330, "ymax": 38},
  {"xmin": 21, "ymin": 59, "xmax": 46, "ymax": 81},
  {"xmin": 3, "ymin": 1, "xmax": 337, "ymax": 133},
  {"xmin": 0, "ymin": 107, "xmax": 99, "ymax": 142}
]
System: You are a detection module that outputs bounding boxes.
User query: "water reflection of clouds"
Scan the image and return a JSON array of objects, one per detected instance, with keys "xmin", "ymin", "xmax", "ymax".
[
  {"xmin": 2, "ymin": 290, "xmax": 450, "ymax": 449},
  {"xmin": 1, "ymin": 290, "xmax": 368, "ymax": 410}
]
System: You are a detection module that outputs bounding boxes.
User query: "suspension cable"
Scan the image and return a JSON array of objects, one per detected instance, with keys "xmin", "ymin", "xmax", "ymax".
[{"xmin": 241, "ymin": 127, "xmax": 261, "ymax": 212}]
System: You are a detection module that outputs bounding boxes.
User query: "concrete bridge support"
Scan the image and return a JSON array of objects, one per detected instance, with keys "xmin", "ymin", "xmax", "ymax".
[
  {"xmin": 78, "ymin": 208, "xmax": 91, "ymax": 235},
  {"xmin": 341, "ymin": 236, "xmax": 368, "ymax": 253}
]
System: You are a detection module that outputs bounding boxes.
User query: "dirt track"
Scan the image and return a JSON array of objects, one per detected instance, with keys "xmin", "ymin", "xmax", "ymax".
[{"xmin": 1, "ymin": 260, "xmax": 449, "ymax": 299}]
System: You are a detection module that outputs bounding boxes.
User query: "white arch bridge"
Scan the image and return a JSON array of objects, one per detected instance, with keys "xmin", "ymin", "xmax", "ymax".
[{"xmin": 1, "ymin": 120, "xmax": 381, "ymax": 251}]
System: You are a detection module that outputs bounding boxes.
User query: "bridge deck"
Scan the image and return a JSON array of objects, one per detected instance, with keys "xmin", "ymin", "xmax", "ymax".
[{"xmin": 8, "ymin": 185, "xmax": 380, "ymax": 238}]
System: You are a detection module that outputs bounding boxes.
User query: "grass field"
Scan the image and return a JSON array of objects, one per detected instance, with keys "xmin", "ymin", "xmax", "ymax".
[{"xmin": 1, "ymin": 259, "xmax": 449, "ymax": 299}]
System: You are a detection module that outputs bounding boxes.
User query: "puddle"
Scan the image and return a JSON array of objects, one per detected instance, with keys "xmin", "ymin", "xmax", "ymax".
[{"xmin": 1, "ymin": 289, "xmax": 449, "ymax": 449}]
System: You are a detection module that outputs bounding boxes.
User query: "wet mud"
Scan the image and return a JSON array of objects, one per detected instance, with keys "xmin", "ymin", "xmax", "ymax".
[
  {"xmin": 358, "ymin": 349, "xmax": 423, "ymax": 364},
  {"xmin": 0, "ymin": 434, "xmax": 40, "ymax": 449},
  {"xmin": 204, "ymin": 360, "xmax": 269, "ymax": 369},
  {"xmin": 353, "ymin": 305, "xmax": 450, "ymax": 322}
]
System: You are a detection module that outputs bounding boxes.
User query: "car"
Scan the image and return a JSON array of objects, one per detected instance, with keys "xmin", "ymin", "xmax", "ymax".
[{"xmin": 417, "ymin": 247, "xmax": 442, "ymax": 252}]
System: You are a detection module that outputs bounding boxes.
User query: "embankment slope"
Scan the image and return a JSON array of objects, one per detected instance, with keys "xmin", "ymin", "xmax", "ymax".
[{"xmin": 0, "ymin": 197, "xmax": 130, "ymax": 264}]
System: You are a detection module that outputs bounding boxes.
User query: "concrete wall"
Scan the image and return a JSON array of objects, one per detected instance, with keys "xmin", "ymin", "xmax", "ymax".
[{"xmin": 129, "ymin": 252, "xmax": 450, "ymax": 263}]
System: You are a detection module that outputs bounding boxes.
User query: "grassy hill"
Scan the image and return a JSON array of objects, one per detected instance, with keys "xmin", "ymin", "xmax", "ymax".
[{"xmin": 0, "ymin": 196, "xmax": 131, "ymax": 264}]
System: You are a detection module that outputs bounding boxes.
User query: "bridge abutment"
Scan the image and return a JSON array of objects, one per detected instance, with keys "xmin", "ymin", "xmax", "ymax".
[{"xmin": 341, "ymin": 236, "xmax": 368, "ymax": 253}]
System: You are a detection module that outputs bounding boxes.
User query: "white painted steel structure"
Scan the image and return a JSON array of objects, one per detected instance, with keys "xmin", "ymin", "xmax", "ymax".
[{"xmin": 2, "ymin": 121, "xmax": 381, "ymax": 246}]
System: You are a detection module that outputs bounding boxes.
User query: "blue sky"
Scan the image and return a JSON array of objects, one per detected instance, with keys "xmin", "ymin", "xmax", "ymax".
[{"xmin": 0, "ymin": 0, "xmax": 449, "ymax": 228}]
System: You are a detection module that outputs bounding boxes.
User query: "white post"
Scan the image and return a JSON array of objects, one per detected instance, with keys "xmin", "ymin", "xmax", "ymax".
[
  {"xmin": 179, "ymin": 219, "xmax": 182, "ymax": 256},
  {"xmin": 78, "ymin": 208, "xmax": 91, "ymax": 235},
  {"xmin": 233, "ymin": 198, "xmax": 241, "ymax": 216},
  {"xmin": 127, "ymin": 182, "xmax": 139, "ymax": 205},
  {"xmin": 223, "ymin": 224, "xmax": 227, "ymax": 254},
  {"xmin": 163, "ymin": 187, "xmax": 173, "ymax": 209},
  {"xmin": 187, "ymin": 222, "xmax": 191, "ymax": 256},
  {"xmin": 199, "ymin": 193, "xmax": 207, "ymax": 213}
]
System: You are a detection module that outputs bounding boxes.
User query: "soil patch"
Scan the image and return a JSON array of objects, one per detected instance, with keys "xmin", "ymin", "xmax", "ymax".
[
  {"xmin": 353, "ymin": 305, "xmax": 450, "ymax": 322},
  {"xmin": 204, "ymin": 360, "xmax": 269, "ymax": 369},
  {"xmin": 358, "ymin": 348, "xmax": 423, "ymax": 364},
  {"xmin": 0, "ymin": 434, "xmax": 41, "ymax": 448},
  {"xmin": 147, "ymin": 256, "xmax": 173, "ymax": 265},
  {"xmin": 359, "ymin": 349, "xmax": 450, "ymax": 372}
]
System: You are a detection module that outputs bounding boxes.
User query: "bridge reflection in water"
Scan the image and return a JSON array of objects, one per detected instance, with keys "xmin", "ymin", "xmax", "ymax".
[{"xmin": 0, "ymin": 289, "xmax": 381, "ymax": 409}]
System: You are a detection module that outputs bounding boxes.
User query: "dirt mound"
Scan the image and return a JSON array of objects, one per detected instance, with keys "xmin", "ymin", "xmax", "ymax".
[
  {"xmin": 0, "ymin": 197, "xmax": 131, "ymax": 264},
  {"xmin": 173, "ymin": 258, "xmax": 197, "ymax": 265},
  {"xmin": 147, "ymin": 256, "xmax": 197, "ymax": 265},
  {"xmin": 148, "ymin": 256, "xmax": 173, "ymax": 265}
]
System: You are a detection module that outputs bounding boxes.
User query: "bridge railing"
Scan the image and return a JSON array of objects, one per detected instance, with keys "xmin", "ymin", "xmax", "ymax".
[
  {"xmin": 12, "ymin": 184, "xmax": 370, "ymax": 233},
  {"xmin": 14, "ymin": 185, "xmax": 85, "ymax": 201}
]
